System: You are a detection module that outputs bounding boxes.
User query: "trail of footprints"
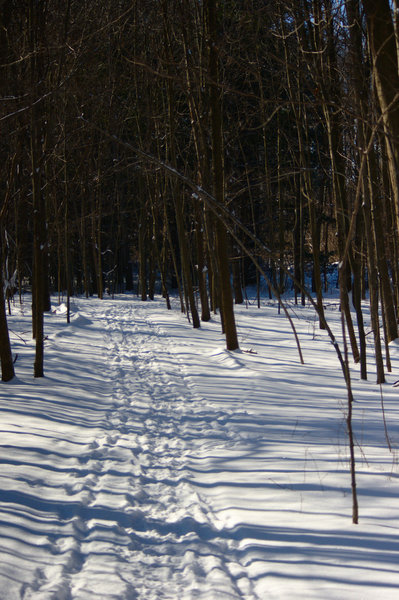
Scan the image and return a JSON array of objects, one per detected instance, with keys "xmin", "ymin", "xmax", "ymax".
[{"xmin": 24, "ymin": 301, "xmax": 257, "ymax": 600}]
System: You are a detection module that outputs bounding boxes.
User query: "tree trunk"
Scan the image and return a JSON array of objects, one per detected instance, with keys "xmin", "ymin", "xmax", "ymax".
[
  {"xmin": 206, "ymin": 0, "xmax": 238, "ymax": 351},
  {"xmin": 138, "ymin": 202, "xmax": 147, "ymax": 302},
  {"xmin": 0, "ymin": 242, "xmax": 14, "ymax": 381},
  {"xmin": 31, "ymin": 118, "xmax": 45, "ymax": 378},
  {"xmin": 362, "ymin": 0, "xmax": 399, "ymax": 242}
]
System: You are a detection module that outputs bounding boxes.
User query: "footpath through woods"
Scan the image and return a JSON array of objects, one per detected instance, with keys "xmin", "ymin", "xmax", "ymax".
[{"xmin": 1, "ymin": 294, "xmax": 399, "ymax": 599}]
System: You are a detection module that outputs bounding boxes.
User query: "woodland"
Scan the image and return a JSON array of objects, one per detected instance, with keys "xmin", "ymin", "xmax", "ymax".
[{"xmin": 0, "ymin": 0, "xmax": 398, "ymax": 390}]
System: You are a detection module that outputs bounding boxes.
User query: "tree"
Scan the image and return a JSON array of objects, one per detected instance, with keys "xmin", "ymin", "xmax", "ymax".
[
  {"xmin": 0, "ymin": 230, "xmax": 15, "ymax": 382},
  {"xmin": 205, "ymin": 0, "xmax": 239, "ymax": 350},
  {"xmin": 362, "ymin": 0, "xmax": 399, "ymax": 241}
]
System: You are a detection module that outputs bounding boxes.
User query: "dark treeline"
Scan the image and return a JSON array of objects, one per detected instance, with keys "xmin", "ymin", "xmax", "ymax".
[{"xmin": 0, "ymin": 0, "xmax": 398, "ymax": 383}]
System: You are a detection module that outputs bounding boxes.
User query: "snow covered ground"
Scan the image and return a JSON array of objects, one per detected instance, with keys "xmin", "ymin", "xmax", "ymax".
[{"xmin": 1, "ymin": 291, "xmax": 399, "ymax": 599}]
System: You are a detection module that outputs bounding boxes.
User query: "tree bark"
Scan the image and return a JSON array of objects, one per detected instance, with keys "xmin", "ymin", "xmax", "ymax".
[
  {"xmin": 362, "ymin": 0, "xmax": 399, "ymax": 239},
  {"xmin": 0, "ymin": 242, "xmax": 14, "ymax": 381},
  {"xmin": 206, "ymin": 0, "xmax": 239, "ymax": 351}
]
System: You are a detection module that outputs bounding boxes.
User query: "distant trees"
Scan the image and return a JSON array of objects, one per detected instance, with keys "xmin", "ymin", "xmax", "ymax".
[{"xmin": 1, "ymin": 0, "xmax": 399, "ymax": 381}]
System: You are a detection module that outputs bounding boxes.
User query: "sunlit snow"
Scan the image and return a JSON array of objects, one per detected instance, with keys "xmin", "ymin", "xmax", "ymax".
[{"xmin": 1, "ymin": 292, "xmax": 399, "ymax": 599}]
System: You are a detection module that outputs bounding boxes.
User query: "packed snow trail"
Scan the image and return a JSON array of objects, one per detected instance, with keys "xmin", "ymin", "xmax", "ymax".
[
  {"xmin": 1, "ymin": 294, "xmax": 399, "ymax": 599},
  {"xmin": 96, "ymin": 298, "xmax": 256, "ymax": 599},
  {"xmin": 0, "ymin": 297, "xmax": 257, "ymax": 600}
]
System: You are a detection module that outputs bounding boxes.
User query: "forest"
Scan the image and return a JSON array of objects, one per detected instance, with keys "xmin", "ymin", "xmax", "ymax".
[{"xmin": 0, "ymin": 0, "xmax": 398, "ymax": 386}]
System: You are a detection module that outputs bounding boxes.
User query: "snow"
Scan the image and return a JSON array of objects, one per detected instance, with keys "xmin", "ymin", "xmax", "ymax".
[{"xmin": 1, "ymin": 292, "xmax": 399, "ymax": 599}]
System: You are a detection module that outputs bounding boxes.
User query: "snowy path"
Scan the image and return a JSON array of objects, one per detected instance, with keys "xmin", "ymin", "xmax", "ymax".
[
  {"xmin": 0, "ymin": 297, "xmax": 257, "ymax": 599},
  {"xmin": 1, "ymin": 294, "xmax": 399, "ymax": 599},
  {"xmin": 98, "ymin": 299, "xmax": 255, "ymax": 599}
]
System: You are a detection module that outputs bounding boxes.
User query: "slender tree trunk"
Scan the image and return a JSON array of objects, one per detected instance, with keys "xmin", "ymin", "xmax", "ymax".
[
  {"xmin": 64, "ymin": 192, "xmax": 71, "ymax": 323},
  {"xmin": 164, "ymin": 70, "xmax": 200, "ymax": 326},
  {"xmin": 362, "ymin": 0, "xmax": 399, "ymax": 242},
  {"xmin": 163, "ymin": 195, "xmax": 185, "ymax": 313},
  {"xmin": 206, "ymin": 0, "xmax": 238, "ymax": 350},
  {"xmin": 31, "ymin": 119, "xmax": 44, "ymax": 377},
  {"xmin": 148, "ymin": 178, "xmax": 171, "ymax": 309},
  {"xmin": 180, "ymin": 20, "xmax": 211, "ymax": 322},
  {"xmin": 29, "ymin": 0, "xmax": 46, "ymax": 377},
  {"xmin": 0, "ymin": 241, "xmax": 14, "ymax": 381},
  {"xmin": 363, "ymin": 185, "xmax": 386, "ymax": 384},
  {"xmin": 138, "ymin": 202, "xmax": 147, "ymax": 302},
  {"xmin": 195, "ymin": 203, "xmax": 211, "ymax": 320}
]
